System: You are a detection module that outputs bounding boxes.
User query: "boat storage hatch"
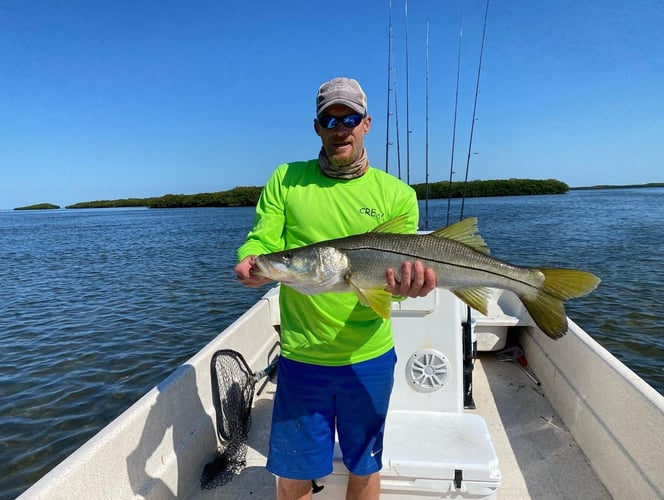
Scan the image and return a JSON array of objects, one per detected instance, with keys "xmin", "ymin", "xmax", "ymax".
[{"xmin": 317, "ymin": 411, "xmax": 501, "ymax": 499}]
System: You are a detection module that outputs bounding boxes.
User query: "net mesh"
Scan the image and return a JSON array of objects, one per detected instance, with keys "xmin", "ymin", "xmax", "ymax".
[{"xmin": 200, "ymin": 350, "xmax": 255, "ymax": 490}]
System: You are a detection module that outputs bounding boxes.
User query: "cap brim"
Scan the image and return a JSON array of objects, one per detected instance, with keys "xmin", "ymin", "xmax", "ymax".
[{"xmin": 317, "ymin": 98, "xmax": 365, "ymax": 115}]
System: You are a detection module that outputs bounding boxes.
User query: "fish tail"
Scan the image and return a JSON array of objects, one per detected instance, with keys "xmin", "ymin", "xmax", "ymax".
[{"xmin": 520, "ymin": 269, "xmax": 601, "ymax": 339}]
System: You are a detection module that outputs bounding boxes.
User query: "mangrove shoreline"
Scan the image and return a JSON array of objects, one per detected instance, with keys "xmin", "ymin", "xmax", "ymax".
[{"xmin": 13, "ymin": 180, "xmax": 663, "ymax": 210}]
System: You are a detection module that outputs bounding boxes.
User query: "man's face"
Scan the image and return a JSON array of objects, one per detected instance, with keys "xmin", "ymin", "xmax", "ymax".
[{"xmin": 314, "ymin": 104, "xmax": 371, "ymax": 167}]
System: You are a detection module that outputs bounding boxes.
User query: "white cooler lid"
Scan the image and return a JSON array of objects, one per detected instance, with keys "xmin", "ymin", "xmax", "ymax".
[{"xmin": 380, "ymin": 411, "xmax": 500, "ymax": 483}]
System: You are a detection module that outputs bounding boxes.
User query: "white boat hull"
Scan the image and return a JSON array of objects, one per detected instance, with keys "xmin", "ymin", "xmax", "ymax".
[{"xmin": 19, "ymin": 287, "xmax": 664, "ymax": 499}]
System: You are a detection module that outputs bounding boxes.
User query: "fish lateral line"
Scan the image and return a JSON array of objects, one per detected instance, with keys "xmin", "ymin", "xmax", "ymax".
[{"xmin": 343, "ymin": 243, "xmax": 538, "ymax": 290}]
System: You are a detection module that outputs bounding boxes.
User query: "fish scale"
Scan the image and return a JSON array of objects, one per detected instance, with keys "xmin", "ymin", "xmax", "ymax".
[{"xmin": 337, "ymin": 232, "xmax": 544, "ymax": 295}]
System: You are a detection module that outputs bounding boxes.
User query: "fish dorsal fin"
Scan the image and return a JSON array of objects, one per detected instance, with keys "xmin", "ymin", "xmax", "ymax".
[
  {"xmin": 430, "ymin": 217, "xmax": 490, "ymax": 255},
  {"xmin": 370, "ymin": 214, "xmax": 411, "ymax": 234}
]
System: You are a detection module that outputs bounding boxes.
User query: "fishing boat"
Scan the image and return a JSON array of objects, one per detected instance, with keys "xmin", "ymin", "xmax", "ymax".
[
  {"xmin": 18, "ymin": 283, "xmax": 664, "ymax": 499},
  {"xmin": 17, "ymin": 2, "xmax": 664, "ymax": 497}
]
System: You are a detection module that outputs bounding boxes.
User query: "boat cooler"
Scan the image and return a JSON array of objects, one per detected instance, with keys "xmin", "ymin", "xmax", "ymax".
[{"xmin": 316, "ymin": 290, "xmax": 501, "ymax": 498}]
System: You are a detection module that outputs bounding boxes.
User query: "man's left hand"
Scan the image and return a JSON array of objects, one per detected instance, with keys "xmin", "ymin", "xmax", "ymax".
[{"xmin": 386, "ymin": 260, "xmax": 437, "ymax": 298}]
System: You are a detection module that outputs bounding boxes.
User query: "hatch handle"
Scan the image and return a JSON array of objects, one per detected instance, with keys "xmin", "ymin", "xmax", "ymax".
[{"xmin": 454, "ymin": 469, "xmax": 463, "ymax": 489}]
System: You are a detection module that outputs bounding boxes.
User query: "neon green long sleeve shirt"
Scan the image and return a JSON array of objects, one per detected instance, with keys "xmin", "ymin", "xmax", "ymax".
[{"xmin": 237, "ymin": 159, "xmax": 419, "ymax": 366}]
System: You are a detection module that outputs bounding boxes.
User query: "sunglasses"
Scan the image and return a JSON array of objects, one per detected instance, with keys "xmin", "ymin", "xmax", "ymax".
[{"xmin": 317, "ymin": 113, "xmax": 365, "ymax": 129}]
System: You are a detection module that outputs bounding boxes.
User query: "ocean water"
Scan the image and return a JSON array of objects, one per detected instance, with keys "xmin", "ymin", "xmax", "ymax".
[{"xmin": 1, "ymin": 188, "xmax": 663, "ymax": 498}]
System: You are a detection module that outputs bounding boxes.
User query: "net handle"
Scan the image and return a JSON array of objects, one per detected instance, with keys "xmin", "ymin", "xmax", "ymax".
[{"xmin": 255, "ymin": 358, "xmax": 278, "ymax": 396}]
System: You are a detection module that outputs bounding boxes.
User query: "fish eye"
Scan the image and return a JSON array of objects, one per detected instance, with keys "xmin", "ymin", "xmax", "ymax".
[{"xmin": 282, "ymin": 252, "xmax": 293, "ymax": 263}]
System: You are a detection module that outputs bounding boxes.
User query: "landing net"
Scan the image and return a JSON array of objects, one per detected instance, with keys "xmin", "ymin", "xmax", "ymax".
[{"xmin": 200, "ymin": 350, "xmax": 256, "ymax": 489}]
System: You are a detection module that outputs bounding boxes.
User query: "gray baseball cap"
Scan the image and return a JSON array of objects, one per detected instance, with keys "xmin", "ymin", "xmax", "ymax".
[{"xmin": 316, "ymin": 77, "xmax": 367, "ymax": 116}]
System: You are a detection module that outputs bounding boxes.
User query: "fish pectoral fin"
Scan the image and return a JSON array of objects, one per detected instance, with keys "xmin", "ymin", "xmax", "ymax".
[
  {"xmin": 362, "ymin": 288, "xmax": 394, "ymax": 319},
  {"xmin": 430, "ymin": 217, "xmax": 490, "ymax": 255},
  {"xmin": 347, "ymin": 280, "xmax": 393, "ymax": 319},
  {"xmin": 452, "ymin": 288, "xmax": 491, "ymax": 316},
  {"xmin": 370, "ymin": 214, "xmax": 411, "ymax": 234}
]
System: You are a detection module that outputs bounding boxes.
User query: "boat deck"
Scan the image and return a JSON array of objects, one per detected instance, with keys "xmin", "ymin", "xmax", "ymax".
[
  {"xmin": 188, "ymin": 353, "xmax": 610, "ymax": 499},
  {"xmin": 471, "ymin": 353, "xmax": 609, "ymax": 499}
]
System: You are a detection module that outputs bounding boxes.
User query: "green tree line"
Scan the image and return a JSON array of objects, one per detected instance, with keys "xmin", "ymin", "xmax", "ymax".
[
  {"xmin": 65, "ymin": 187, "xmax": 262, "ymax": 209},
  {"xmin": 14, "ymin": 203, "xmax": 61, "ymax": 210},
  {"xmin": 411, "ymin": 178, "xmax": 569, "ymax": 198},
  {"xmin": 64, "ymin": 179, "xmax": 568, "ymax": 209},
  {"xmin": 21, "ymin": 181, "xmax": 664, "ymax": 211},
  {"xmin": 65, "ymin": 198, "xmax": 156, "ymax": 209},
  {"xmin": 146, "ymin": 186, "xmax": 263, "ymax": 208}
]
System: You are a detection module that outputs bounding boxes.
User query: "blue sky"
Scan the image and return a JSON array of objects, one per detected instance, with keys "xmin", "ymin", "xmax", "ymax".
[{"xmin": 1, "ymin": 0, "xmax": 662, "ymax": 209}]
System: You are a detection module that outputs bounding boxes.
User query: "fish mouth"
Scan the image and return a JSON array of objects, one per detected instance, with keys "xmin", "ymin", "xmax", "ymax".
[
  {"xmin": 252, "ymin": 255, "xmax": 289, "ymax": 282},
  {"xmin": 251, "ymin": 256, "xmax": 271, "ymax": 277}
]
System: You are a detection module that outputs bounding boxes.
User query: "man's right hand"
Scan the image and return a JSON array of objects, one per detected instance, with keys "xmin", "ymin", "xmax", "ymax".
[{"xmin": 234, "ymin": 255, "xmax": 272, "ymax": 288}]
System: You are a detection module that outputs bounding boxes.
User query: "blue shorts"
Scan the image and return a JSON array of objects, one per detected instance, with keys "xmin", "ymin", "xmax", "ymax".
[{"xmin": 266, "ymin": 349, "xmax": 397, "ymax": 480}]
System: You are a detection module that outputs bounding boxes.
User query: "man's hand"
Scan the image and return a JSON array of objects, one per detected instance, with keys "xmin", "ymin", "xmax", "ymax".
[
  {"xmin": 386, "ymin": 260, "xmax": 437, "ymax": 298},
  {"xmin": 234, "ymin": 256, "xmax": 272, "ymax": 288}
]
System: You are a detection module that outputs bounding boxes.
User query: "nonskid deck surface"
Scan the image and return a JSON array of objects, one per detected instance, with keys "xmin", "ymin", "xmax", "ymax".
[
  {"xmin": 187, "ymin": 355, "xmax": 609, "ymax": 500},
  {"xmin": 471, "ymin": 354, "xmax": 609, "ymax": 500}
]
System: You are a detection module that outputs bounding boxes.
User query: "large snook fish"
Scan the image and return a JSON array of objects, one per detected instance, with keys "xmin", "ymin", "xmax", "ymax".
[{"xmin": 252, "ymin": 215, "xmax": 600, "ymax": 339}]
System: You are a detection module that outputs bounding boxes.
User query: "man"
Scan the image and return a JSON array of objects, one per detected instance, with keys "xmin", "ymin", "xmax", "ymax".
[{"xmin": 234, "ymin": 77, "xmax": 436, "ymax": 500}]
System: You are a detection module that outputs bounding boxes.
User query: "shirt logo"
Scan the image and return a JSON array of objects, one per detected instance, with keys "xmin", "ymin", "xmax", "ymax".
[{"xmin": 359, "ymin": 207, "xmax": 384, "ymax": 219}]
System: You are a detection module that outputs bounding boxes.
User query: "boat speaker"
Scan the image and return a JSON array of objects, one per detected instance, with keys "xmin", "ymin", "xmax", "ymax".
[{"xmin": 405, "ymin": 348, "xmax": 450, "ymax": 393}]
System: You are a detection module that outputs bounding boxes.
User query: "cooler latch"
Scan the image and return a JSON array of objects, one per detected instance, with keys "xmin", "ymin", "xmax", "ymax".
[{"xmin": 454, "ymin": 469, "xmax": 463, "ymax": 489}]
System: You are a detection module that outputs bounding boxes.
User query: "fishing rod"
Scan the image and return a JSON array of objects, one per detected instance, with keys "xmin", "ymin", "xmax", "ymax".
[
  {"xmin": 461, "ymin": 0, "xmax": 490, "ymax": 411},
  {"xmin": 393, "ymin": 60, "xmax": 403, "ymax": 180},
  {"xmin": 385, "ymin": 0, "xmax": 394, "ymax": 173},
  {"xmin": 424, "ymin": 21, "xmax": 430, "ymax": 229},
  {"xmin": 404, "ymin": 0, "xmax": 411, "ymax": 185},
  {"xmin": 446, "ymin": 14, "xmax": 463, "ymax": 227},
  {"xmin": 460, "ymin": 0, "xmax": 490, "ymax": 220}
]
